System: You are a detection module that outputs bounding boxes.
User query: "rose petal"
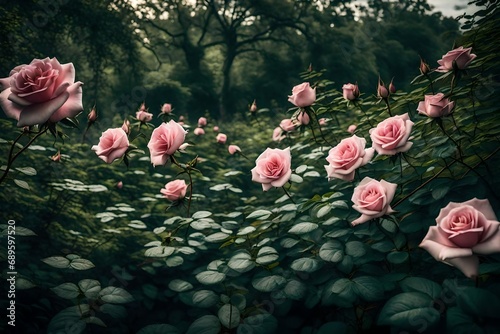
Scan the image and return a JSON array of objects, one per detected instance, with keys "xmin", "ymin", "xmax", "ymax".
[
  {"xmin": 48, "ymin": 81, "xmax": 84, "ymax": 122},
  {"xmin": 472, "ymin": 224, "xmax": 500, "ymax": 254},
  {"xmin": 17, "ymin": 91, "xmax": 70, "ymax": 127},
  {"xmin": 0, "ymin": 88, "xmax": 22, "ymax": 121},
  {"xmin": 446, "ymin": 256, "xmax": 479, "ymax": 278}
]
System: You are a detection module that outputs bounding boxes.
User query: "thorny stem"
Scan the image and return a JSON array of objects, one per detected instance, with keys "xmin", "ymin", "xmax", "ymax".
[{"xmin": 0, "ymin": 127, "xmax": 49, "ymax": 185}]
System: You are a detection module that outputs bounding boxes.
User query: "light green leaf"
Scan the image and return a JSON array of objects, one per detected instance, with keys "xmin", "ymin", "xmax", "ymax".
[
  {"xmin": 288, "ymin": 222, "xmax": 318, "ymax": 234},
  {"xmin": 400, "ymin": 277, "xmax": 442, "ymax": 300},
  {"xmin": 319, "ymin": 241, "xmax": 344, "ymax": 263},
  {"xmin": 144, "ymin": 246, "xmax": 175, "ymax": 257},
  {"xmin": 192, "ymin": 290, "xmax": 219, "ymax": 308},
  {"xmin": 205, "ymin": 232, "xmax": 230, "ymax": 243},
  {"xmin": 168, "ymin": 279, "xmax": 193, "ymax": 292},
  {"xmin": 186, "ymin": 315, "xmax": 221, "ymax": 334},
  {"xmin": 228, "ymin": 252, "xmax": 255, "ymax": 273},
  {"xmin": 246, "ymin": 209, "xmax": 272, "ymax": 220},
  {"xmin": 192, "ymin": 211, "xmax": 212, "ymax": 219},
  {"xmin": 99, "ymin": 286, "xmax": 134, "ymax": 304},
  {"xmin": 218, "ymin": 304, "xmax": 240, "ymax": 329},
  {"xmin": 290, "ymin": 257, "xmax": 321, "ymax": 272},
  {"xmin": 252, "ymin": 274, "xmax": 286, "ymax": 292},
  {"xmin": 255, "ymin": 246, "xmax": 279, "ymax": 265},
  {"xmin": 70, "ymin": 258, "xmax": 95, "ymax": 270},
  {"xmin": 78, "ymin": 279, "xmax": 101, "ymax": 299},
  {"xmin": 237, "ymin": 226, "xmax": 256, "ymax": 236},
  {"xmin": 196, "ymin": 271, "xmax": 226, "ymax": 285},
  {"xmin": 41, "ymin": 256, "xmax": 70, "ymax": 269},
  {"xmin": 51, "ymin": 283, "xmax": 80, "ymax": 299},
  {"xmin": 14, "ymin": 179, "xmax": 30, "ymax": 190}
]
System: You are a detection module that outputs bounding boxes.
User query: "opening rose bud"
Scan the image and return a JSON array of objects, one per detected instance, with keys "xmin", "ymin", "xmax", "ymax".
[
  {"xmin": 92, "ymin": 128, "xmax": 130, "ymax": 164},
  {"xmin": 228, "ymin": 145, "xmax": 241, "ymax": 155},
  {"xmin": 198, "ymin": 117, "xmax": 207, "ymax": 127},
  {"xmin": 417, "ymin": 93, "xmax": 455, "ymax": 118},
  {"xmin": 342, "ymin": 83, "xmax": 359, "ymax": 101},
  {"xmin": 250, "ymin": 100, "xmax": 257, "ymax": 112},
  {"xmin": 194, "ymin": 127, "xmax": 205, "ymax": 136},
  {"xmin": 288, "ymin": 82, "xmax": 316, "ymax": 108},
  {"xmin": 280, "ymin": 119, "xmax": 296, "ymax": 132},
  {"xmin": 436, "ymin": 46, "xmax": 477, "ymax": 72},
  {"xmin": 161, "ymin": 103, "xmax": 172, "ymax": 114},
  {"xmin": 216, "ymin": 133, "xmax": 227, "ymax": 144},
  {"xmin": 161, "ymin": 179, "xmax": 188, "ymax": 201}
]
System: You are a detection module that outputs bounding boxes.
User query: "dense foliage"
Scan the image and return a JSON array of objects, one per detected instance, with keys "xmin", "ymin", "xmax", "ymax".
[{"xmin": 1, "ymin": 1, "xmax": 500, "ymax": 334}]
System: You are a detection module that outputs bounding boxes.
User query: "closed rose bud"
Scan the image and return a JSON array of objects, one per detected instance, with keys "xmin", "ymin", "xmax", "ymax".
[
  {"xmin": 342, "ymin": 83, "xmax": 359, "ymax": 101},
  {"xmin": 216, "ymin": 133, "xmax": 227, "ymax": 144},
  {"xmin": 139, "ymin": 102, "xmax": 147, "ymax": 111},
  {"xmin": 280, "ymin": 119, "xmax": 295, "ymax": 132},
  {"xmin": 419, "ymin": 57, "xmax": 430, "ymax": 75},
  {"xmin": 377, "ymin": 78, "xmax": 389, "ymax": 99},
  {"xmin": 88, "ymin": 107, "xmax": 97, "ymax": 123},
  {"xmin": 194, "ymin": 127, "xmax": 205, "ymax": 136},
  {"xmin": 297, "ymin": 111, "xmax": 310, "ymax": 125},
  {"xmin": 228, "ymin": 145, "xmax": 241, "ymax": 155},
  {"xmin": 51, "ymin": 150, "xmax": 61, "ymax": 162},
  {"xmin": 117, "ymin": 181, "xmax": 123, "ymax": 189},
  {"xmin": 178, "ymin": 143, "xmax": 191, "ymax": 153},
  {"xmin": 179, "ymin": 115, "xmax": 185, "ymax": 121},
  {"xmin": 347, "ymin": 124, "xmax": 357, "ymax": 133},
  {"xmin": 136, "ymin": 110, "xmax": 153, "ymax": 123},
  {"xmin": 161, "ymin": 103, "xmax": 172, "ymax": 114},
  {"xmin": 213, "ymin": 126, "xmax": 219, "ymax": 132},
  {"xmin": 389, "ymin": 79, "xmax": 396, "ymax": 94},
  {"xmin": 122, "ymin": 119, "xmax": 130, "ymax": 134},
  {"xmin": 273, "ymin": 127, "xmax": 286, "ymax": 142},
  {"xmin": 319, "ymin": 118, "xmax": 327, "ymax": 126},
  {"xmin": 198, "ymin": 117, "xmax": 207, "ymax": 127},
  {"xmin": 250, "ymin": 100, "xmax": 257, "ymax": 113}
]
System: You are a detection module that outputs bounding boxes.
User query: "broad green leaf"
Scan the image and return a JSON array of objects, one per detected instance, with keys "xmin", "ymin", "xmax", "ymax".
[
  {"xmin": 99, "ymin": 304, "xmax": 127, "ymax": 319},
  {"xmin": 144, "ymin": 246, "xmax": 175, "ymax": 257},
  {"xmin": 400, "ymin": 277, "xmax": 442, "ymax": 300},
  {"xmin": 47, "ymin": 305, "xmax": 89, "ymax": 334},
  {"xmin": 290, "ymin": 257, "xmax": 321, "ymax": 272},
  {"xmin": 51, "ymin": 283, "xmax": 80, "ymax": 299},
  {"xmin": 218, "ymin": 304, "xmax": 240, "ymax": 329},
  {"xmin": 319, "ymin": 241, "xmax": 344, "ymax": 263},
  {"xmin": 288, "ymin": 222, "xmax": 318, "ymax": 234},
  {"xmin": 192, "ymin": 290, "xmax": 219, "ymax": 308},
  {"xmin": 387, "ymin": 251, "xmax": 409, "ymax": 264},
  {"xmin": 230, "ymin": 294, "xmax": 246, "ymax": 311},
  {"xmin": 378, "ymin": 292, "xmax": 439, "ymax": 330},
  {"xmin": 70, "ymin": 258, "xmax": 95, "ymax": 270},
  {"xmin": 345, "ymin": 241, "xmax": 366, "ymax": 257},
  {"xmin": 16, "ymin": 277, "xmax": 36, "ymax": 289},
  {"xmin": 15, "ymin": 166, "xmax": 37, "ymax": 175},
  {"xmin": 78, "ymin": 279, "xmax": 101, "ymax": 299},
  {"xmin": 237, "ymin": 226, "xmax": 256, "ymax": 236},
  {"xmin": 353, "ymin": 276, "xmax": 384, "ymax": 301},
  {"xmin": 205, "ymin": 232, "xmax": 230, "ymax": 242},
  {"xmin": 196, "ymin": 271, "xmax": 226, "ymax": 285},
  {"xmin": 256, "ymin": 246, "xmax": 279, "ymax": 265},
  {"xmin": 317, "ymin": 204, "xmax": 332, "ymax": 218},
  {"xmin": 192, "ymin": 211, "xmax": 212, "ymax": 219},
  {"xmin": 284, "ymin": 280, "xmax": 306, "ymax": 300},
  {"xmin": 457, "ymin": 287, "xmax": 500, "ymax": 319},
  {"xmin": 252, "ymin": 274, "xmax": 286, "ymax": 292},
  {"xmin": 186, "ymin": 315, "xmax": 221, "ymax": 334},
  {"xmin": 228, "ymin": 252, "xmax": 255, "ymax": 273},
  {"xmin": 41, "ymin": 256, "xmax": 70, "ymax": 269},
  {"xmin": 168, "ymin": 279, "xmax": 193, "ymax": 292},
  {"xmin": 237, "ymin": 313, "xmax": 277, "ymax": 334},
  {"xmin": 99, "ymin": 286, "xmax": 134, "ymax": 304},
  {"xmin": 14, "ymin": 179, "xmax": 30, "ymax": 190},
  {"xmin": 446, "ymin": 307, "xmax": 483, "ymax": 334},
  {"xmin": 137, "ymin": 324, "xmax": 181, "ymax": 334},
  {"xmin": 246, "ymin": 209, "xmax": 272, "ymax": 220}
]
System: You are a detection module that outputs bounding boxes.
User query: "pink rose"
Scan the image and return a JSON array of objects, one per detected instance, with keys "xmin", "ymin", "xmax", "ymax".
[
  {"xmin": 377, "ymin": 78, "xmax": 389, "ymax": 99},
  {"xmin": 228, "ymin": 145, "xmax": 241, "ymax": 155},
  {"xmin": 122, "ymin": 119, "xmax": 130, "ymax": 134},
  {"xmin": 213, "ymin": 126, "xmax": 220, "ymax": 132},
  {"xmin": 351, "ymin": 177, "xmax": 397, "ymax": 226},
  {"xmin": 272, "ymin": 127, "xmax": 286, "ymax": 142},
  {"xmin": 161, "ymin": 179, "xmax": 188, "ymax": 201},
  {"xmin": 194, "ymin": 127, "xmax": 205, "ymax": 136},
  {"xmin": 116, "ymin": 181, "xmax": 123, "ymax": 189},
  {"xmin": 342, "ymin": 83, "xmax": 359, "ymax": 101},
  {"xmin": 417, "ymin": 93, "xmax": 455, "ymax": 118},
  {"xmin": 319, "ymin": 118, "xmax": 327, "ymax": 126},
  {"xmin": 280, "ymin": 119, "xmax": 295, "ymax": 132},
  {"xmin": 161, "ymin": 103, "xmax": 172, "ymax": 114},
  {"xmin": 288, "ymin": 82, "xmax": 316, "ymax": 108},
  {"xmin": 297, "ymin": 111, "xmax": 310, "ymax": 125},
  {"xmin": 437, "ymin": 46, "xmax": 477, "ymax": 72},
  {"xmin": 251, "ymin": 147, "xmax": 292, "ymax": 191},
  {"xmin": 198, "ymin": 117, "xmax": 207, "ymax": 127},
  {"xmin": 147, "ymin": 120, "xmax": 187, "ymax": 166},
  {"xmin": 136, "ymin": 110, "xmax": 153, "ymax": 122},
  {"xmin": 250, "ymin": 100, "xmax": 257, "ymax": 113},
  {"xmin": 325, "ymin": 135, "xmax": 374, "ymax": 181},
  {"xmin": 91, "ymin": 128, "xmax": 129, "ymax": 164},
  {"xmin": 347, "ymin": 124, "xmax": 357, "ymax": 134},
  {"xmin": 87, "ymin": 107, "xmax": 97, "ymax": 123},
  {"xmin": 369, "ymin": 113, "xmax": 414, "ymax": 155},
  {"xmin": 0, "ymin": 57, "xmax": 83, "ymax": 127},
  {"xmin": 216, "ymin": 133, "xmax": 227, "ymax": 144},
  {"xmin": 420, "ymin": 198, "xmax": 500, "ymax": 278}
]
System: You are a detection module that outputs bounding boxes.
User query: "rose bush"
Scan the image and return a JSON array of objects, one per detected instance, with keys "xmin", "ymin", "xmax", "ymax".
[
  {"xmin": 0, "ymin": 57, "xmax": 83, "ymax": 127},
  {"xmin": 420, "ymin": 198, "xmax": 500, "ymax": 278},
  {"xmin": 147, "ymin": 120, "xmax": 187, "ymax": 166},
  {"xmin": 288, "ymin": 82, "xmax": 316, "ymax": 108},
  {"xmin": 161, "ymin": 179, "xmax": 188, "ymax": 201},
  {"xmin": 91, "ymin": 128, "xmax": 129, "ymax": 163},
  {"xmin": 251, "ymin": 147, "xmax": 292, "ymax": 191},
  {"xmin": 417, "ymin": 93, "xmax": 455, "ymax": 117},
  {"xmin": 324, "ymin": 135, "xmax": 374, "ymax": 181},
  {"xmin": 351, "ymin": 177, "xmax": 397, "ymax": 225},
  {"xmin": 369, "ymin": 113, "xmax": 414, "ymax": 155}
]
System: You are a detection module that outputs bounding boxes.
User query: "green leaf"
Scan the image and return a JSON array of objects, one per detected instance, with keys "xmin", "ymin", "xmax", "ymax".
[
  {"xmin": 47, "ymin": 305, "xmax": 89, "ymax": 334},
  {"xmin": 290, "ymin": 257, "xmax": 321, "ymax": 272},
  {"xmin": 237, "ymin": 313, "xmax": 277, "ymax": 334},
  {"xmin": 205, "ymin": 232, "xmax": 230, "ymax": 243},
  {"xmin": 353, "ymin": 276, "xmax": 384, "ymax": 301},
  {"xmin": 387, "ymin": 251, "xmax": 409, "ymax": 264},
  {"xmin": 400, "ymin": 277, "xmax": 442, "ymax": 300},
  {"xmin": 196, "ymin": 271, "xmax": 226, "ymax": 285},
  {"xmin": 228, "ymin": 251, "xmax": 255, "ymax": 273},
  {"xmin": 457, "ymin": 287, "xmax": 500, "ymax": 319},
  {"xmin": 218, "ymin": 304, "xmax": 240, "ymax": 329},
  {"xmin": 323, "ymin": 278, "xmax": 357, "ymax": 307},
  {"xmin": 255, "ymin": 246, "xmax": 279, "ymax": 265},
  {"xmin": 186, "ymin": 315, "xmax": 221, "ymax": 334},
  {"xmin": 246, "ymin": 209, "xmax": 272, "ymax": 220},
  {"xmin": 317, "ymin": 322, "xmax": 347, "ymax": 334},
  {"xmin": 144, "ymin": 246, "xmax": 175, "ymax": 257},
  {"xmin": 41, "ymin": 256, "xmax": 70, "ymax": 269},
  {"xmin": 192, "ymin": 290, "xmax": 219, "ymax": 308},
  {"xmin": 345, "ymin": 241, "xmax": 366, "ymax": 257},
  {"xmin": 378, "ymin": 292, "xmax": 440, "ymax": 330},
  {"xmin": 284, "ymin": 280, "xmax": 306, "ymax": 300},
  {"xmin": 252, "ymin": 274, "xmax": 286, "ymax": 292},
  {"xmin": 168, "ymin": 279, "xmax": 193, "ymax": 292},
  {"xmin": 15, "ymin": 166, "xmax": 37, "ymax": 176},
  {"xmin": 192, "ymin": 211, "xmax": 212, "ymax": 219},
  {"xmin": 446, "ymin": 307, "xmax": 483, "ymax": 334},
  {"xmin": 16, "ymin": 277, "xmax": 36, "ymax": 289},
  {"xmin": 78, "ymin": 279, "xmax": 101, "ymax": 299},
  {"xmin": 51, "ymin": 283, "xmax": 80, "ymax": 299},
  {"xmin": 317, "ymin": 204, "xmax": 332, "ymax": 218},
  {"xmin": 14, "ymin": 179, "xmax": 30, "ymax": 190},
  {"xmin": 319, "ymin": 241, "xmax": 344, "ymax": 263},
  {"xmin": 288, "ymin": 222, "xmax": 318, "ymax": 234},
  {"xmin": 70, "ymin": 258, "xmax": 95, "ymax": 270},
  {"xmin": 237, "ymin": 226, "xmax": 256, "ymax": 236},
  {"xmin": 99, "ymin": 286, "xmax": 134, "ymax": 304}
]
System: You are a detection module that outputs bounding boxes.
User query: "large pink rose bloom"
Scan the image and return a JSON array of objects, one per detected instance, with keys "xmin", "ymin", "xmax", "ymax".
[
  {"xmin": 161, "ymin": 179, "xmax": 188, "ymax": 201},
  {"xmin": 147, "ymin": 120, "xmax": 187, "ymax": 166},
  {"xmin": 436, "ymin": 46, "xmax": 477, "ymax": 72},
  {"xmin": 0, "ymin": 57, "xmax": 84, "ymax": 127},
  {"xmin": 251, "ymin": 147, "xmax": 292, "ymax": 191},
  {"xmin": 417, "ymin": 93, "xmax": 455, "ymax": 118},
  {"xmin": 325, "ymin": 135, "xmax": 375, "ymax": 181},
  {"xmin": 420, "ymin": 198, "xmax": 500, "ymax": 278},
  {"xmin": 351, "ymin": 177, "xmax": 397, "ymax": 226},
  {"xmin": 369, "ymin": 113, "xmax": 414, "ymax": 155},
  {"xmin": 288, "ymin": 82, "xmax": 316, "ymax": 108},
  {"xmin": 91, "ymin": 128, "xmax": 129, "ymax": 164}
]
